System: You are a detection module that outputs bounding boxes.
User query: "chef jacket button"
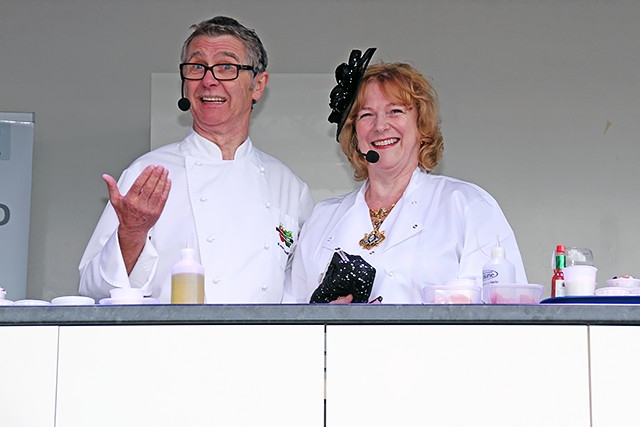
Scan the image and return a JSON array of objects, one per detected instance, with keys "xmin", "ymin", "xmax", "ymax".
[
  {"xmin": 265, "ymin": 202, "xmax": 271, "ymax": 209},
  {"xmin": 212, "ymin": 278, "xmax": 221, "ymax": 284},
  {"xmin": 412, "ymin": 223, "xmax": 419, "ymax": 229},
  {"xmin": 259, "ymin": 166, "xmax": 265, "ymax": 173},
  {"xmin": 264, "ymin": 243, "xmax": 270, "ymax": 249},
  {"xmin": 261, "ymin": 283, "xmax": 268, "ymax": 291},
  {"xmin": 369, "ymin": 251, "xmax": 375, "ymax": 255},
  {"xmin": 200, "ymin": 196, "xmax": 208, "ymax": 202},
  {"xmin": 195, "ymin": 160, "xmax": 203, "ymax": 166},
  {"xmin": 327, "ymin": 236, "xmax": 333, "ymax": 242},
  {"xmin": 387, "ymin": 270, "xmax": 394, "ymax": 277},
  {"xmin": 206, "ymin": 236, "xmax": 215, "ymax": 243}
]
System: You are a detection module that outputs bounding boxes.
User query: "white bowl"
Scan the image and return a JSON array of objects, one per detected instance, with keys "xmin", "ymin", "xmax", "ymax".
[
  {"xmin": 51, "ymin": 295, "xmax": 96, "ymax": 305},
  {"xmin": 606, "ymin": 277, "xmax": 640, "ymax": 288},
  {"xmin": 14, "ymin": 299, "xmax": 51, "ymax": 306},
  {"xmin": 99, "ymin": 297, "xmax": 161, "ymax": 305},
  {"xmin": 595, "ymin": 287, "xmax": 632, "ymax": 296},
  {"xmin": 483, "ymin": 283, "xmax": 544, "ymax": 304},
  {"xmin": 110, "ymin": 288, "xmax": 145, "ymax": 301}
]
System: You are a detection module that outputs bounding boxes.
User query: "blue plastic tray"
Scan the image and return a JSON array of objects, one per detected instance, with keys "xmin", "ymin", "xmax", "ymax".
[{"xmin": 541, "ymin": 296, "xmax": 640, "ymax": 305}]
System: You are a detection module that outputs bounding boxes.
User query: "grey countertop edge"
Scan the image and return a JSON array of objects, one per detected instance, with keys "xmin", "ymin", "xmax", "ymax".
[{"xmin": 2, "ymin": 304, "xmax": 640, "ymax": 326}]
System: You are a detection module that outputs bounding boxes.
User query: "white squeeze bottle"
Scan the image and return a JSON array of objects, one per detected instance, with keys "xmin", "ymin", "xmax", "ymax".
[
  {"xmin": 482, "ymin": 238, "xmax": 516, "ymax": 286},
  {"xmin": 171, "ymin": 238, "xmax": 205, "ymax": 304}
]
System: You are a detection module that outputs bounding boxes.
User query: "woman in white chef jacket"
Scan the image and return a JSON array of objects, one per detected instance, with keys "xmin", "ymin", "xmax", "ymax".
[{"xmin": 286, "ymin": 54, "xmax": 527, "ymax": 304}]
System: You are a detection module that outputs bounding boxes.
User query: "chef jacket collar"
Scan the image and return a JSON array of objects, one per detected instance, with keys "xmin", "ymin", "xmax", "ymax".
[
  {"xmin": 356, "ymin": 167, "xmax": 423, "ymax": 202},
  {"xmin": 184, "ymin": 128, "xmax": 253, "ymax": 161}
]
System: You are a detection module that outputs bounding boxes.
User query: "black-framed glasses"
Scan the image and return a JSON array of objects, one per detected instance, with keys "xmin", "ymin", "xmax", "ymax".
[{"xmin": 179, "ymin": 63, "xmax": 254, "ymax": 81}]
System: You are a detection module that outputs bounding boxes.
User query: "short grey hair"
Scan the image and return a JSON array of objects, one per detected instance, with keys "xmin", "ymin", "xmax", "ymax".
[{"xmin": 180, "ymin": 16, "xmax": 268, "ymax": 75}]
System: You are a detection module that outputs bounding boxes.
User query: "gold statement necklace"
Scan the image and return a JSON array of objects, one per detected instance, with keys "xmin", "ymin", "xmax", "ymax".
[{"xmin": 359, "ymin": 204, "xmax": 395, "ymax": 250}]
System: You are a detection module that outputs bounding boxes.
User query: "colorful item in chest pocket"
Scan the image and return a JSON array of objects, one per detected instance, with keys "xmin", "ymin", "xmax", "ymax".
[{"xmin": 276, "ymin": 225, "xmax": 294, "ymax": 248}]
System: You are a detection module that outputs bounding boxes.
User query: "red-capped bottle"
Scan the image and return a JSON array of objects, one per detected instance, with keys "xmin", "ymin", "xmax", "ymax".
[{"xmin": 551, "ymin": 245, "xmax": 566, "ymax": 297}]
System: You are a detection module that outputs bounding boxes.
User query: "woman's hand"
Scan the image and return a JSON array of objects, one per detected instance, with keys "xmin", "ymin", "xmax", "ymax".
[{"xmin": 330, "ymin": 294, "xmax": 354, "ymax": 304}]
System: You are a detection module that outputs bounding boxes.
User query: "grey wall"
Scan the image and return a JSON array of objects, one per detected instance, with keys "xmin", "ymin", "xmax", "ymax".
[{"xmin": 2, "ymin": 0, "xmax": 639, "ymax": 300}]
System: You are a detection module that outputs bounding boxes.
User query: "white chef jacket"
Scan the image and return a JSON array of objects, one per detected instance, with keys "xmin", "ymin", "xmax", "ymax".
[
  {"xmin": 79, "ymin": 129, "xmax": 314, "ymax": 303},
  {"xmin": 285, "ymin": 168, "xmax": 527, "ymax": 304}
]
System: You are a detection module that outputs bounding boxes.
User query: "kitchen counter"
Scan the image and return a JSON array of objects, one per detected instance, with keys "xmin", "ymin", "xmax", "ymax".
[{"xmin": 1, "ymin": 302, "xmax": 640, "ymax": 326}]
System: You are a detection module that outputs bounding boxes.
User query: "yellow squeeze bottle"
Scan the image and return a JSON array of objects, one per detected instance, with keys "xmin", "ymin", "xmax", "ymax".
[{"xmin": 171, "ymin": 242, "xmax": 205, "ymax": 304}]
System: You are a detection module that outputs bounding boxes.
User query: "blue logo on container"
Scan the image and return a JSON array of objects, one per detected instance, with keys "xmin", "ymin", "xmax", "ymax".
[{"xmin": 483, "ymin": 270, "xmax": 498, "ymax": 281}]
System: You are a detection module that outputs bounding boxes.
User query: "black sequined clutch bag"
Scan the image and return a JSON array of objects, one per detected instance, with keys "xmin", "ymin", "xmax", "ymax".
[{"xmin": 310, "ymin": 249, "xmax": 376, "ymax": 303}]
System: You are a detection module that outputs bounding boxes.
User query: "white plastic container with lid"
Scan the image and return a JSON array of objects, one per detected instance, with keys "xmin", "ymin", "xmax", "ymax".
[
  {"xmin": 171, "ymin": 238, "xmax": 205, "ymax": 304},
  {"xmin": 482, "ymin": 238, "xmax": 516, "ymax": 287}
]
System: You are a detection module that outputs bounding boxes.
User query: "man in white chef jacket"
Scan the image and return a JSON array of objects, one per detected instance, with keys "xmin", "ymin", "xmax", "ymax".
[{"xmin": 79, "ymin": 16, "xmax": 314, "ymax": 303}]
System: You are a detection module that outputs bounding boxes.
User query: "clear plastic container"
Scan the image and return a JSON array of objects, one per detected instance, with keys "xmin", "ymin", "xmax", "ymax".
[
  {"xmin": 423, "ymin": 283, "xmax": 482, "ymax": 304},
  {"xmin": 483, "ymin": 283, "xmax": 544, "ymax": 304}
]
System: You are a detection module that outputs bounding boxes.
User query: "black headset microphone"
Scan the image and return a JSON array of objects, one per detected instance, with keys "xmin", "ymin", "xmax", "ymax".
[
  {"xmin": 177, "ymin": 79, "xmax": 191, "ymax": 112},
  {"xmin": 355, "ymin": 146, "xmax": 380, "ymax": 163}
]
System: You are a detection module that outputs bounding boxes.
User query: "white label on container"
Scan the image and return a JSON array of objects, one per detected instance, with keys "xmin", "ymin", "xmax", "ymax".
[{"xmin": 556, "ymin": 280, "xmax": 565, "ymax": 297}]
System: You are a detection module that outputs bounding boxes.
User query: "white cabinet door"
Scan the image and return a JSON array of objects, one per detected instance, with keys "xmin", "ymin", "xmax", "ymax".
[
  {"xmin": 0, "ymin": 326, "xmax": 58, "ymax": 427},
  {"xmin": 326, "ymin": 324, "xmax": 590, "ymax": 427},
  {"xmin": 56, "ymin": 325, "xmax": 324, "ymax": 427},
  {"xmin": 590, "ymin": 325, "xmax": 640, "ymax": 427}
]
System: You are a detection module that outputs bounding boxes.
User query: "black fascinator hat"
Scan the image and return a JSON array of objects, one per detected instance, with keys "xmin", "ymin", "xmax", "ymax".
[{"xmin": 328, "ymin": 47, "xmax": 376, "ymax": 142}]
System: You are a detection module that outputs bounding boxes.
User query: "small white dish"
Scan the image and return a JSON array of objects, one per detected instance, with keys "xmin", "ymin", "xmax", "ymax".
[
  {"xmin": 595, "ymin": 286, "xmax": 632, "ymax": 296},
  {"xmin": 606, "ymin": 277, "xmax": 640, "ymax": 288},
  {"xmin": 110, "ymin": 288, "xmax": 145, "ymax": 301},
  {"xmin": 51, "ymin": 295, "xmax": 96, "ymax": 306},
  {"xmin": 99, "ymin": 297, "xmax": 161, "ymax": 305},
  {"xmin": 14, "ymin": 299, "xmax": 51, "ymax": 306}
]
